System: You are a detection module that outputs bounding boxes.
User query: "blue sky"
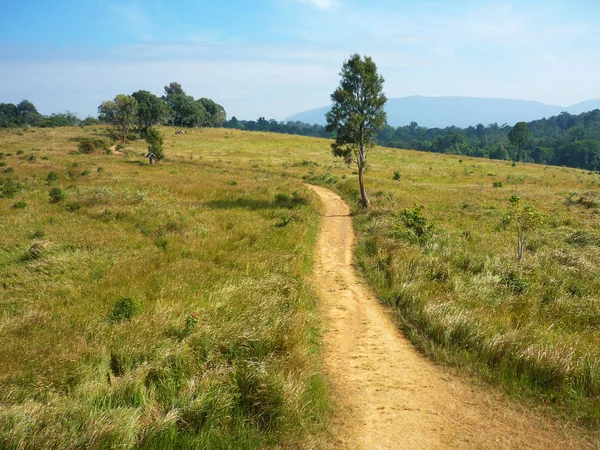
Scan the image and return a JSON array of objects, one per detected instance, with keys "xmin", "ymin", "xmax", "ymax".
[{"xmin": 1, "ymin": 0, "xmax": 599, "ymax": 120}]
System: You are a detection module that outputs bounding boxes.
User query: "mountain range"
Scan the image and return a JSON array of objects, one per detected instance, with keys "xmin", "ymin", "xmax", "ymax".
[{"xmin": 285, "ymin": 96, "xmax": 600, "ymax": 129}]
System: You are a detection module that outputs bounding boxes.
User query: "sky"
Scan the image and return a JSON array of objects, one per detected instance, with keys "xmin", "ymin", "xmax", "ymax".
[{"xmin": 0, "ymin": 0, "xmax": 599, "ymax": 120}]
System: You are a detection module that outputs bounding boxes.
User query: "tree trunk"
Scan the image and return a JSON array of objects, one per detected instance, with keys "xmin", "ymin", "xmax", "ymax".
[
  {"xmin": 358, "ymin": 165, "xmax": 371, "ymax": 209},
  {"xmin": 517, "ymin": 227, "xmax": 523, "ymax": 261}
]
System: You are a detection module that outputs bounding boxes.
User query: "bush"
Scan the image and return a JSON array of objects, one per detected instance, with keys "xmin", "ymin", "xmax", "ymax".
[
  {"xmin": 398, "ymin": 203, "xmax": 434, "ymax": 241},
  {"xmin": 49, "ymin": 187, "xmax": 66, "ymax": 203},
  {"xmin": 66, "ymin": 201, "xmax": 82, "ymax": 212},
  {"xmin": 109, "ymin": 297, "xmax": 141, "ymax": 322},
  {"xmin": 46, "ymin": 171, "xmax": 59, "ymax": 183},
  {"xmin": 393, "ymin": 171, "xmax": 401, "ymax": 181},
  {"xmin": 78, "ymin": 138, "xmax": 96, "ymax": 154},
  {"xmin": 493, "ymin": 181, "xmax": 504, "ymax": 188},
  {"xmin": 12, "ymin": 201, "xmax": 27, "ymax": 209},
  {"xmin": 501, "ymin": 270, "xmax": 530, "ymax": 294},
  {"xmin": 16, "ymin": 150, "xmax": 24, "ymax": 155},
  {"xmin": 146, "ymin": 127, "xmax": 164, "ymax": 161},
  {"xmin": 276, "ymin": 215, "xmax": 295, "ymax": 227},
  {"xmin": 0, "ymin": 180, "xmax": 22, "ymax": 198},
  {"xmin": 274, "ymin": 193, "xmax": 291, "ymax": 204}
]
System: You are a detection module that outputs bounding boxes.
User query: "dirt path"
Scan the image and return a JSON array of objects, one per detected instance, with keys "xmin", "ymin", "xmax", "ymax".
[{"xmin": 309, "ymin": 184, "xmax": 594, "ymax": 450}]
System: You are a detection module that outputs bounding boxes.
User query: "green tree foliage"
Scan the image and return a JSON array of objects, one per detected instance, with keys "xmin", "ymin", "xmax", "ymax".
[
  {"xmin": 326, "ymin": 54, "xmax": 387, "ymax": 208},
  {"xmin": 98, "ymin": 94, "xmax": 138, "ymax": 143},
  {"xmin": 503, "ymin": 195, "xmax": 541, "ymax": 261},
  {"xmin": 16, "ymin": 100, "xmax": 43, "ymax": 126},
  {"xmin": 163, "ymin": 83, "xmax": 206, "ymax": 127},
  {"xmin": 146, "ymin": 127, "xmax": 164, "ymax": 161},
  {"xmin": 508, "ymin": 122, "xmax": 531, "ymax": 162},
  {"xmin": 132, "ymin": 90, "xmax": 169, "ymax": 136},
  {"xmin": 0, "ymin": 101, "xmax": 43, "ymax": 127},
  {"xmin": 199, "ymin": 98, "xmax": 227, "ymax": 127}
]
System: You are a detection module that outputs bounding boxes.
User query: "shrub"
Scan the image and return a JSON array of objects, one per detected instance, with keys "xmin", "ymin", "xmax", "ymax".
[
  {"xmin": 46, "ymin": 171, "xmax": 59, "ymax": 183},
  {"xmin": 398, "ymin": 203, "xmax": 434, "ymax": 241},
  {"xmin": 493, "ymin": 181, "xmax": 504, "ymax": 188},
  {"xmin": 274, "ymin": 193, "xmax": 291, "ymax": 204},
  {"xmin": 49, "ymin": 187, "xmax": 66, "ymax": 203},
  {"xmin": 0, "ymin": 180, "xmax": 22, "ymax": 198},
  {"xmin": 66, "ymin": 201, "xmax": 82, "ymax": 212},
  {"xmin": 78, "ymin": 138, "xmax": 96, "ymax": 154},
  {"xmin": 12, "ymin": 201, "xmax": 27, "ymax": 209},
  {"xmin": 501, "ymin": 270, "xmax": 530, "ymax": 294},
  {"xmin": 26, "ymin": 154, "xmax": 36, "ymax": 163},
  {"xmin": 393, "ymin": 171, "xmax": 401, "ymax": 181},
  {"xmin": 16, "ymin": 150, "xmax": 24, "ymax": 155},
  {"xmin": 146, "ymin": 127, "xmax": 164, "ymax": 161},
  {"xmin": 109, "ymin": 297, "xmax": 141, "ymax": 322},
  {"xmin": 276, "ymin": 215, "xmax": 295, "ymax": 227}
]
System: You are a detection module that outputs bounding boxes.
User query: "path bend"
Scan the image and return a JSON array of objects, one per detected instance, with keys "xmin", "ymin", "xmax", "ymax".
[{"xmin": 309, "ymin": 184, "xmax": 592, "ymax": 450}]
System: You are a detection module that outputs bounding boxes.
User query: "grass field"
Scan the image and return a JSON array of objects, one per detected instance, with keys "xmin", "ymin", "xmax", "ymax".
[
  {"xmin": 0, "ymin": 127, "xmax": 330, "ymax": 448},
  {"xmin": 1, "ymin": 126, "xmax": 600, "ymax": 447}
]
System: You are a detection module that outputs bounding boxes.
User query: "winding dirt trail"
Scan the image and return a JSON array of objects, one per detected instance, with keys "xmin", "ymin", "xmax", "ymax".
[{"xmin": 309, "ymin": 184, "xmax": 593, "ymax": 450}]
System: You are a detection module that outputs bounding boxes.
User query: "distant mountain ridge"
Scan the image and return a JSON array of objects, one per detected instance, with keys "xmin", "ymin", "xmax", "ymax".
[{"xmin": 286, "ymin": 96, "xmax": 600, "ymax": 129}]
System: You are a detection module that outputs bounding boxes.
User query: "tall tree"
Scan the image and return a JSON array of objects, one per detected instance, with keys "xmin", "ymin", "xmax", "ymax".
[
  {"xmin": 508, "ymin": 122, "xmax": 530, "ymax": 162},
  {"xmin": 326, "ymin": 54, "xmax": 387, "ymax": 209},
  {"xmin": 16, "ymin": 100, "xmax": 42, "ymax": 126},
  {"xmin": 98, "ymin": 94, "xmax": 138, "ymax": 143},
  {"xmin": 164, "ymin": 82, "xmax": 185, "ymax": 96},
  {"xmin": 132, "ymin": 90, "xmax": 168, "ymax": 135},
  {"xmin": 199, "ymin": 98, "xmax": 227, "ymax": 127}
]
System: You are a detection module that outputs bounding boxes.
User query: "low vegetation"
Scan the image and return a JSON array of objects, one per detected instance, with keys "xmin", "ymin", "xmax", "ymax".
[{"xmin": 0, "ymin": 126, "xmax": 329, "ymax": 448}]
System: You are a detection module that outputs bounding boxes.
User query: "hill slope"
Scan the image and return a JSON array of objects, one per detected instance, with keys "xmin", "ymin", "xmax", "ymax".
[{"xmin": 286, "ymin": 96, "xmax": 600, "ymax": 128}]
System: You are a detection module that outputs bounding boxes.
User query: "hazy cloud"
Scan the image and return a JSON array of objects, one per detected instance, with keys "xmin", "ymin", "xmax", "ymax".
[{"xmin": 293, "ymin": 0, "xmax": 339, "ymax": 11}]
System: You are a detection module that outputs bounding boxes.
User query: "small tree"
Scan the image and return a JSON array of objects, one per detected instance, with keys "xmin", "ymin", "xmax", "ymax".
[
  {"xmin": 146, "ymin": 127, "xmax": 164, "ymax": 161},
  {"xmin": 98, "ymin": 94, "xmax": 138, "ymax": 143},
  {"xmin": 508, "ymin": 122, "xmax": 530, "ymax": 162},
  {"xmin": 326, "ymin": 54, "xmax": 387, "ymax": 208},
  {"xmin": 504, "ymin": 195, "xmax": 541, "ymax": 261}
]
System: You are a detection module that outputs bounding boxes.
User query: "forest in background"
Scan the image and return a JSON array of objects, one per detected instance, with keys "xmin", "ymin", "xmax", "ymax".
[{"xmin": 2, "ymin": 90, "xmax": 600, "ymax": 171}]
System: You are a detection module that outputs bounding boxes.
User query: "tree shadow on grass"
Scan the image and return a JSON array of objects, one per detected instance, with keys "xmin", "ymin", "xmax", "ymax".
[{"xmin": 123, "ymin": 160, "xmax": 145, "ymax": 166}]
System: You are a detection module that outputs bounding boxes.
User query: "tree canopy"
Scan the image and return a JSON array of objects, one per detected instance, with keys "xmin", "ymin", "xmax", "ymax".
[{"xmin": 98, "ymin": 94, "xmax": 138, "ymax": 143}]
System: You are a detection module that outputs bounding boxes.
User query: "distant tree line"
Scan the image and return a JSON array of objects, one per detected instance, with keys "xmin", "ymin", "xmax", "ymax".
[
  {"xmin": 224, "ymin": 109, "xmax": 600, "ymax": 171},
  {"xmin": 3, "ymin": 89, "xmax": 600, "ymax": 171},
  {"xmin": 0, "ymin": 100, "xmax": 99, "ymax": 128},
  {"xmin": 0, "ymin": 82, "xmax": 226, "ymax": 137}
]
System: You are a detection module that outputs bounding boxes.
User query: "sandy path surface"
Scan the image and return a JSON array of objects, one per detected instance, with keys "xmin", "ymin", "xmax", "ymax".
[{"xmin": 309, "ymin": 184, "xmax": 594, "ymax": 450}]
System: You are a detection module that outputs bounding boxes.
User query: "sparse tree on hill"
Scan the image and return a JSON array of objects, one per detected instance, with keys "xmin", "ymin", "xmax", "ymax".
[
  {"xmin": 98, "ymin": 94, "xmax": 138, "ymax": 143},
  {"xmin": 503, "ymin": 195, "xmax": 541, "ymax": 261},
  {"xmin": 132, "ymin": 90, "xmax": 169, "ymax": 136},
  {"xmin": 508, "ymin": 122, "xmax": 530, "ymax": 162},
  {"xmin": 326, "ymin": 54, "xmax": 387, "ymax": 209}
]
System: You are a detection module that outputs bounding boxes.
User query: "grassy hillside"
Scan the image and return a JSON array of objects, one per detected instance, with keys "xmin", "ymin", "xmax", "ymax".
[
  {"xmin": 0, "ymin": 127, "xmax": 330, "ymax": 448},
  {"xmin": 2, "ymin": 126, "xmax": 600, "ymax": 447}
]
